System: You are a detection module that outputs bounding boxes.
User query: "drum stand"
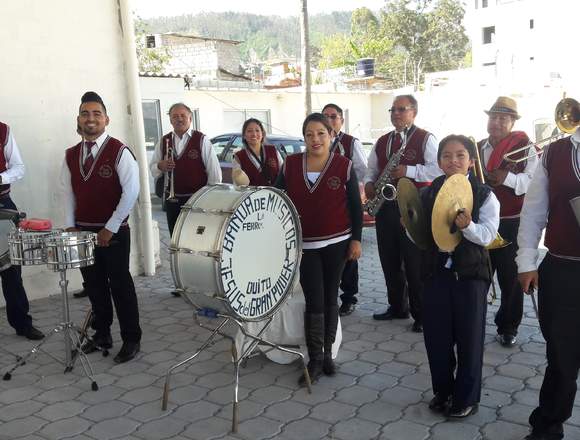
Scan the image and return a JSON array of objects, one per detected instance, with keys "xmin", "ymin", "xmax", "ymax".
[
  {"xmin": 161, "ymin": 293, "xmax": 312, "ymax": 434},
  {"xmin": 3, "ymin": 270, "xmax": 99, "ymax": 391}
]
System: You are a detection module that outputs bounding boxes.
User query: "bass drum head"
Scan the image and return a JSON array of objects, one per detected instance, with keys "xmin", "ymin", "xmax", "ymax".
[{"xmin": 218, "ymin": 187, "xmax": 302, "ymax": 321}]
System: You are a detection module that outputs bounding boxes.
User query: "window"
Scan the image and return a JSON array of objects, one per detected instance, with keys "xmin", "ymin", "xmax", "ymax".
[
  {"xmin": 211, "ymin": 135, "xmax": 233, "ymax": 159},
  {"xmin": 146, "ymin": 35, "xmax": 156, "ymax": 48},
  {"xmin": 529, "ymin": 19, "xmax": 534, "ymax": 29},
  {"xmin": 482, "ymin": 0, "xmax": 488, "ymax": 7},
  {"xmin": 224, "ymin": 136, "xmax": 244, "ymax": 162},
  {"xmin": 141, "ymin": 100, "xmax": 162, "ymax": 150},
  {"xmin": 482, "ymin": 26, "xmax": 495, "ymax": 44},
  {"xmin": 474, "ymin": 0, "xmax": 478, "ymax": 8},
  {"xmin": 223, "ymin": 110, "xmax": 272, "ymax": 133}
]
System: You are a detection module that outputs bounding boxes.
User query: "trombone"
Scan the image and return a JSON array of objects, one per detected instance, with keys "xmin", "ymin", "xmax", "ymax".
[
  {"xmin": 503, "ymin": 97, "xmax": 580, "ymax": 163},
  {"xmin": 163, "ymin": 138, "xmax": 177, "ymax": 204}
]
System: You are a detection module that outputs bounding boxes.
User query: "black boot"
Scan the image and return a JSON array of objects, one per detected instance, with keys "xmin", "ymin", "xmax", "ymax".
[
  {"xmin": 323, "ymin": 305, "xmax": 339, "ymax": 376},
  {"xmin": 298, "ymin": 312, "xmax": 324, "ymax": 385}
]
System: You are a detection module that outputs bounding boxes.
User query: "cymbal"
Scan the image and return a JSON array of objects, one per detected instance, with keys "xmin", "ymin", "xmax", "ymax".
[
  {"xmin": 397, "ymin": 178, "xmax": 430, "ymax": 250},
  {"xmin": 431, "ymin": 174, "xmax": 473, "ymax": 252}
]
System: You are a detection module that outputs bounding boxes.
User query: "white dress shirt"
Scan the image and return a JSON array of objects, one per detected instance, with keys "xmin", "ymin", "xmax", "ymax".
[
  {"xmin": 1, "ymin": 129, "xmax": 25, "ymax": 184},
  {"xmin": 480, "ymin": 137, "xmax": 538, "ymax": 196},
  {"xmin": 149, "ymin": 127, "xmax": 222, "ymax": 184},
  {"xmin": 330, "ymin": 132, "xmax": 368, "ymax": 182},
  {"xmin": 516, "ymin": 128, "xmax": 580, "ymax": 272},
  {"xmin": 60, "ymin": 131, "xmax": 140, "ymax": 233},
  {"xmin": 364, "ymin": 129, "xmax": 442, "ymax": 184}
]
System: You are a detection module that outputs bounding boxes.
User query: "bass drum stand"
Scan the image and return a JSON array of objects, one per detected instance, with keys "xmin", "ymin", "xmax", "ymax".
[{"xmin": 160, "ymin": 290, "xmax": 312, "ymax": 434}]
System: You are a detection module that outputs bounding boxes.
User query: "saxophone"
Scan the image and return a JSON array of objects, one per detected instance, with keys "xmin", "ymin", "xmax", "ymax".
[{"xmin": 363, "ymin": 128, "xmax": 408, "ymax": 216}]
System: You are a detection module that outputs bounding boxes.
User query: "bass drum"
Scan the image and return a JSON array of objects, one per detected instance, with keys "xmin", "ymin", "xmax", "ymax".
[{"xmin": 171, "ymin": 184, "xmax": 302, "ymax": 322}]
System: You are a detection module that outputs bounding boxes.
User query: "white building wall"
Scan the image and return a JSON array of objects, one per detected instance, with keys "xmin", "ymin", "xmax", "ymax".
[
  {"xmin": 140, "ymin": 77, "xmax": 397, "ymax": 142},
  {"xmin": 1, "ymin": 1, "xmax": 149, "ymax": 301}
]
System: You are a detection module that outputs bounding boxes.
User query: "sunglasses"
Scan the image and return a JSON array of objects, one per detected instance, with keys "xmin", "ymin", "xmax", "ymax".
[{"xmin": 389, "ymin": 106, "xmax": 414, "ymax": 113}]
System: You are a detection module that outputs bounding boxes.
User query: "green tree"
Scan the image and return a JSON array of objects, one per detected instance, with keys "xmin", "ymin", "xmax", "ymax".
[
  {"xmin": 134, "ymin": 16, "xmax": 170, "ymax": 73},
  {"xmin": 380, "ymin": 0, "xmax": 469, "ymax": 88}
]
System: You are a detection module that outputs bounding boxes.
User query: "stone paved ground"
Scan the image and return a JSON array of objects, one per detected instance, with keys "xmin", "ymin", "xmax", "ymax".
[{"xmin": 1, "ymin": 203, "xmax": 579, "ymax": 440}]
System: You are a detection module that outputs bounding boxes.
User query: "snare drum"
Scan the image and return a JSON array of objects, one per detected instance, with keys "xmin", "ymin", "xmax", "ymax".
[
  {"xmin": 45, "ymin": 231, "xmax": 96, "ymax": 271},
  {"xmin": 171, "ymin": 184, "xmax": 302, "ymax": 322},
  {"xmin": 8, "ymin": 230, "xmax": 56, "ymax": 266}
]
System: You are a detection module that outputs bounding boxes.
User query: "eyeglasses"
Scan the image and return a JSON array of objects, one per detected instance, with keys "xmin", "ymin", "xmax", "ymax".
[
  {"xmin": 389, "ymin": 106, "xmax": 414, "ymax": 113},
  {"xmin": 323, "ymin": 114, "xmax": 341, "ymax": 120}
]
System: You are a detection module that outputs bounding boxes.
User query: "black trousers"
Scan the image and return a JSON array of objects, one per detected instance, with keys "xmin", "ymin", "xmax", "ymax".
[
  {"xmin": 165, "ymin": 196, "xmax": 189, "ymax": 237},
  {"xmin": 528, "ymin": 255, "xmax": 580, "ymax": 438},
  {"xmin": 339, "ymin": 259, "xmax": 358, "ymax": 305},
  {"xmin": 490, "ymin": 217, "xmax": 523, "ymax": 336},
  {"xmin": 300, "ymin": 240, "xmax": 348, "ymax": 314},
  {"xmin": 80, "ymin": 227, "xmax": 141, "ymax": 343},
  {"xmin": 423, "ymin": 269, "xmax": 489, "ymax": 408},
  {"xmin": 0, "ymin": 196, "xmax": 33, "ymax": 332},
  {"xmin": 375, "ymin": 201, "xmax": 422, "ymax": 322}
]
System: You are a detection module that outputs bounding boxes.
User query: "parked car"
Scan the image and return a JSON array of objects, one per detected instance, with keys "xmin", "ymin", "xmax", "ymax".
[{"xmin": 211, "ymin": 133, "xmax": 375, "ymax": 227}]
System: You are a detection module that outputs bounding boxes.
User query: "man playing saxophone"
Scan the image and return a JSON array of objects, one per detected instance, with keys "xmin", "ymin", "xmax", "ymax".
[
  {"xmin": 364, "ymin": 95, "xmax": 441, "ymax": 332},
  {"xmin": 477, "ymin": 96, "xmax": 537, "ymax": 347}
]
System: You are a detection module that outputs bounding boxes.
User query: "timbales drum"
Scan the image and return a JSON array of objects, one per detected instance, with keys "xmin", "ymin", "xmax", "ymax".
[
  {"xmin": 45, "ymin": 231, "xmax": 96, "ymax": 271},
  {"xmin": 171, "ymin": 184, "xmax": 302, "ymax": 322},
  {"xmin": 8, "ymin": 231, "xmax": 56, "ymax": 266}
]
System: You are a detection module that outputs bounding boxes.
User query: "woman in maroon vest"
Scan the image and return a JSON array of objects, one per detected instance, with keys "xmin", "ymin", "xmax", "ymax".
[
  {"xmin": 233, "ymin": 118, "xmax": 282, "ymax": 186},
  {"xmin": 276, "ymin": 113, "xmax": 363, "ymax": 385}
]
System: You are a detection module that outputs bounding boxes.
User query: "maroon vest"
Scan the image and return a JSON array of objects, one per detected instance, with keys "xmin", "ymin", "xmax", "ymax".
[
  {"xmin": 544, "ymin": 137, "xmax": 580, "ymax": 258},
  {"xmin": 478, "ymin": 135, "xmax": 529, "ymax": 218},
  {"xmin": 331, "ymin": 132, "xmax": 355, "ymax": 159},
  {"xmin": 235, "ymin": 144, "xmax": 280, "ymax": 186},
  {"xmin": 284, "ymin": 153, "xmax": 351, "ymax": 242},
  {"xmin": 66, "ymin": 136, "xmax": 128, "ymax": 228},
  {"xmin": 375, "ymin": 126, "xmax": 430, "ymax": 189},
  {"xmin": 0, "ymin": 122, "xmax": 11, "ymax": 196},
  {"xmin": 162, "ymin": 130, "xmax": 208, "ymax": 197}
]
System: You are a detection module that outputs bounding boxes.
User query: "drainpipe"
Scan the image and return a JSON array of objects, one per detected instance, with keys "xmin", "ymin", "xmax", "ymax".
[{"xmin": 118, "ymin": 0, "xmax": 156, "ymax": 276}]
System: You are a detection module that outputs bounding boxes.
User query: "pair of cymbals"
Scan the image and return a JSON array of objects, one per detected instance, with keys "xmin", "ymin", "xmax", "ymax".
[
  {"xmin": 396, "ymin": 178, "xmax": 430, "ymax": 250},
  {"xmin": 397, "ymin": 175, "xmax": 473, "ymax": 252}
]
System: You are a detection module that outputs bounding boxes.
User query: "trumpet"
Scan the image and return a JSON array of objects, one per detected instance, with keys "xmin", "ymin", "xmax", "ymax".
[
  {"xmin": 503, "ymin": 97, "xmax": 580, "ymax": 163},
  {"xmin": 163, "ymin": 138, "xmax": 177, "ymax": 203}
]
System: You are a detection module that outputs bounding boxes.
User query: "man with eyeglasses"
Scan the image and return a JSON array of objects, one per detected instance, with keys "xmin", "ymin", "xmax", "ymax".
[
  {"xmin": 321, "ymin": 103, "xmax": 368, "ymax": 316},
  {"xmin": 364, "ymin": 95, "xmax": 441, "ymax": 332}
]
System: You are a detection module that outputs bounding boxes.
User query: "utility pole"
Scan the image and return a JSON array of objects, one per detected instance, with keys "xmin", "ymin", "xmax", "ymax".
[{"xmin": 300, "ymin": 0, "xmax": 312, "ymax": 116}]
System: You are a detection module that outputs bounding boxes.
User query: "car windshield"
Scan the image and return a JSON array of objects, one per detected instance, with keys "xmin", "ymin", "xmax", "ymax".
[{"xmin": 211, "ymin": 135, "xmax": 232, "ymax": 159}]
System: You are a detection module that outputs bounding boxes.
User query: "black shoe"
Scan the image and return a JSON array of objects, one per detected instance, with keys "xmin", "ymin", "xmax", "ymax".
[
  {"xmin": 73, "ymin": 289, "xmax": 88, "ymax": 298},
  {"xmin": 373, "ymin": 308, "xmax": 410, "ymax": 321},
  {"xmin": 82, "ymin": 334, "xmax": 113, "ymax": 354},
  {"xmin": 447, "ymin": 404, "xmax": 478, "ymax": 418},
  {"xmin": 497, "ymin": 333, "xmax": 517, "ymax": 347},
  {"xmin": 524, "ymin": 432, "xmax": 562, "ymax": 440},
  {"xmin": 299, "ymin": 359, "xmax": 323, "ymax": 385},
  {"xmin": 171, "ymin": 290, "xmax": 181, "ymax": 297},
  {"xmin": 16, "ymin": 326, "xmax": 44, "ymax": 340},
  {"xmin": 339, "ymin": 303, "xmax": 356, "ymax": 316},
  {"xmin": 412, "ymin": 321, "xmax": 423, "ymax": 333},
  {"xmin": 428, "ymin": 393, "xmax": 450, "ymax": 412},
  {"xmin": 322, "ymin": 354, "xmax": 336, "ymax": 376},
  {"xmin": 113, "ymin": 341, "xmax": 140, "ymax": 364}
]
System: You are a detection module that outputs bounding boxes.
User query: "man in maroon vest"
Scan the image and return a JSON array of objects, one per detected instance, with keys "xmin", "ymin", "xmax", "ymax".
[
  {"xmin": 0, "ymin": 122, "xmax": 44, "ymax": 340},
  {"xmin": 364, "ymin": 95, "xmax": 441, "ymax": 332},
  {"xmin": 149, "ymin": 103, "xmax": 221, "ymax": 296},
  {"xmin": 478, "ymin": 96, "xmax": 537, "ymax": 348},
  {"xmin": 517, "ymin": 122, "xmax": 580, "ymax": 440},
  {"xmin": 61, "ymin": 91, "xmax": 141, "ymax": 363},
  {"xmin": 322, "ymin": 103, "xmax": 368, "ymax": 316}
]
